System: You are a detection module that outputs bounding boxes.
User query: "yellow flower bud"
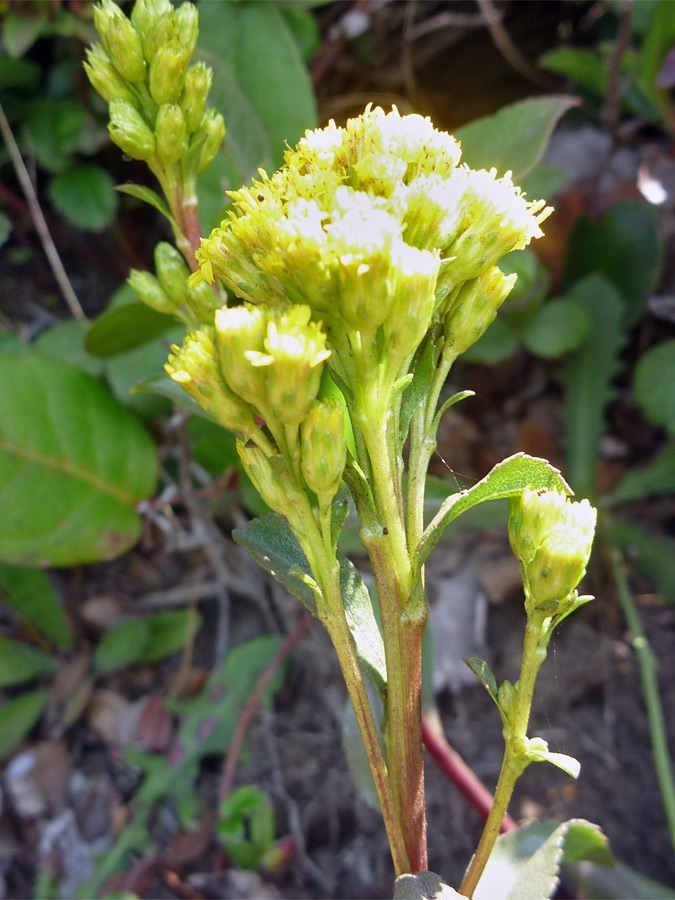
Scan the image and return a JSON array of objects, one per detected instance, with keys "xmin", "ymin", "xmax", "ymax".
[
  {"xmin": 143, "ymin": 12, "xmax": 178, "ymax": 65},
  {"xmin": 175, "ymin": 2, "xmax": 199, "ymax": 59},
  {"xmin": 180, "ymin": 62, "xmax": 212, "ymax": 134},
  {"xmin": 300, "ymin": 398, "xmax": 347, "ymax": 506},
  {"xmin": 93, "ymin": 0, "xmax": 146, "ymax": 84},
  {"xmin": 108, "ymin": 99, "xmax": 155, "ymax": 161},
  {"xmin": 237, "ymin": 442, "xmax": 303, "ymax": 518},
  {"xmin": 149, "ymin": 42, "xmax": 188, "ymax": 106},
  {"xmin": 84, "ymin": 44, "xmax": 138, "ymax": 105},
  {"xmin": 214, "ymin": 304, "xmax": 270, "ymax": 408},
  {"xmin": 155, "ymin": 103, "xmax": 187, "ymax": 164},
  {"xmin": 195, "ymin": 109, "xmax": 225, "ymax": 175},
  {"xmin": 131, "ymin": 0, "xmax": 173, "ymax": 45}
]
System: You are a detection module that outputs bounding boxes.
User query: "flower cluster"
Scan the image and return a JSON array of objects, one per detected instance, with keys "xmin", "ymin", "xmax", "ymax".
[
  {"xmin": 85, "ymin": 0, "xmax": 224, "ymax": 175},
  {"xmin": 509, "ymin": 487, "xmax": 597, "ymax": 615}
]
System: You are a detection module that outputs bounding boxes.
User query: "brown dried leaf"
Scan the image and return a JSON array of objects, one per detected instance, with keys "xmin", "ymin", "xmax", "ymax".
[{"xmin": 134, "ymin": 693, "xmax": 174, "ymax": 752}]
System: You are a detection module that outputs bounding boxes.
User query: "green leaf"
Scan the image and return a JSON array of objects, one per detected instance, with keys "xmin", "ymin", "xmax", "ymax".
[
  {"xmin": 136, "ymin": 609, "xmax": 202, "ymax": 663},
  {"xmin": 463, "ymin": 656, "xmax": 498, "ymax": 702},
  {"xmin": 417, "ymin": 453, "xmax": 570, "ymax": 572},
  {"xmin": 556, "ymin": 276, "xmax": 627, "ymax": 497},
  {"xmin": 634, "ymin": 0, "xmax": 675, "ymax": 124},
  {"xmin": 399, "ymin": 339, "xmax": 435, "ymax": 448},
  {"xmin": 233, "ymin": 512, "xmax": 387, "ymax": 694},
  {"xmin": 0, "ymin": 350, "xmax": 158, "ymax": 567},
  {"xmin": 187, "ymin": 416, "xmax": 239, "ymax": 478},
  {"xmin": 280, "ymin": 4, "xmax": 321, "ymax": 63},
  {"xmin": 395, "ymin": 871, "xmax": 464, "ymax": 899},
  {"xmin": 603, "ymin": 442, "xmax": 675, "ymax": 506},
  {"xmin": 563, "ymin": 201, "xmax": 662, "ymax": 325},
  {"xmin": 539, "ymin": 47, "xmax": 609, "ymax": 98},
  {"xmin": 0, "ymin": 636, "xmax": 57, "ymax": 686},
  {"xmin": 0, "ymin": 563, "xmax": 72, "ymax": 647},
  {"xmin": 115, "ymin": 184, "xmax": 175, "ymax": 227},
  {"xmin": 85, "ymin": 302, "xmax": 179, "ymax": 357},
  {"xmin": 461, "ymin": 317, "xmax": 520, "ymax": 364},
  {"xmin": 526, "ymin": 744, "xmax": 580, "ymax": 779},
  {"xmin": 48, "ymin": 164, "xmax": 118, "ymax": 232},
  {"xmin": 455, "ymin": 95, "xmax": 579, "ymax": 181},
  {"xmin": 564, "ymin": 859, "xmax": 675, "ymax": 900},
  {"xmin": 104, "ymin": 326, "xmax": 185, "ymax": 418},
  {"xmin": 93, "ymin": 618, "xmax": 151, "ymax": 673},
  {"xmin": 33, "ymin": 320, "xmax": 104, "ymax": 377},
  {"xmin": 0, "ymin": 55, "xmax": 40, "ymax": 90},
  {"xmin": 342, "ymin": 691, "xmax": 381, "ymax": 810},
  {"xmin": 519, "ymin": 163, "xmax": 569, "ymax": 201},
  {"xmin": 521, "ymin": 297, "xmax": 591, "ymax": 359},
  {"xmin": 0, "ymin": 689, "xmax": 49, "ymax": 759},
  {"xmin": 25, "ymin": 100, "xmax": 88, "ymax": 174},
  {"xmin": 473, "ymin": 819, "xmax": 607, "ymax": 900},
  {"xmin": 608, "ymin": 515, "xmax": 675, "ymax": 601},
  {"xmin": 633, "ymin": 340, "xmax": 675, "ymax": 436},
  {"xmin": 2, "ymin": 12, "xmax": 48, "ymax": 58}
]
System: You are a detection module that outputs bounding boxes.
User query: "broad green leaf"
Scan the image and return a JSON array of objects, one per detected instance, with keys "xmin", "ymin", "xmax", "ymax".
[
  {"xmin": 539, "ymin": 47, "xmax": 609, "ymax": 98},
  {"xmin": 0, "ymin": 636, "xmax": 57, "ymax": 686},
  {"xmin": 564, "ymin": 859, "xmax": 675, "ymax": 900},
  {"xmin": 2, "ymin": 12, "xmax": 48, "ymax": 58},
  {"xmin": 608, "ymin": 515, "xmax": 675, "ymax": 601},
  {"xmin": 280, "ymin": 4, "xmax": 321, "ymax": 63},
  {"xmin": 187, "ymin": 417, "xmax": 239, "ymax": 477},
  {"xmin": 33, "ymin": 320, "xmax": 104, "ymax": 377},
  {"xmin": 136, "ymin": 609, "xmax": 202, "ymax": 664},
  {"xmin": 603, "ymin": 442, "xmax": 675, "ymax": 506},
  {"xmin": 0, "ymin": 688, "xmax": 49, "ymax": 759},
  {"xmin": 0, "ymin": 563, "xmax": 72, "ymax": 647},
  {"xmin": 395, "ymin": 871, "xmax": 463, "ymax": 899},
  {"xmin": 473, "ymin": 819, "xmax": 607, "ymax": 900},
  {"xmin": 0, "ymin": 350, "xmax": 158, "ymax": 567},
  {"xmin": 48, "ymin": 164, "xmax": 118, "ymax": 232},
  {"xmin": 634, "ymin": 0, "xmax": 675, "ymax": 124},
  {"xmin": 556, "ymin": 276, "xmax": 627, "ymax": 497},
  {"xmin": 233, "ymin": 512, "xmax": 387, "ymax": 693},
  {"xmin": 563, "ymin": 201, "xmax": 662, "ymax": 325},
  {"xmin": 85, "ymin": 303, "xmax": 178, "ymax": 357},
  {"xmin": 519, "ymin": 162, "xmax": 569, "ymax": 201},
  {"xmin": 521, "ymin": 297, "xmax": 591, "ymax": 359},
  {"xmin": 633, "ymin": 340, "xmax": 675, "ymax": 436},
  {"xmin": 455, "ymin": 95, "xmax": 579, "ymax": 181},
  {"xmin": 417, "ymin": 453, "xmax": 570, "ymax": 571},
  {"xmin": 115, "ymin": 184, "xmax": 175, "ymax": 227},
  {"xmin": 25, "ymin": 99, "xmax": 88, "ymax": 174},
  {"xmin": 94, "ymin": 618, "xmax": 151, "ymax": 673}
]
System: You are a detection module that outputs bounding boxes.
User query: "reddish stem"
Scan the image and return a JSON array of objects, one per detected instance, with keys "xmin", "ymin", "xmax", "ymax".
[
  {"xmin": 422, "ymin": 715, "xmax": 517, "ymax": 833},
  {"xmin": 218, "ymin": 611, "xmax": 313, "ymax": 802}
]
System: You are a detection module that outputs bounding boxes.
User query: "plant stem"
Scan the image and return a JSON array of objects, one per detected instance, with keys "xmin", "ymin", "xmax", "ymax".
[
  {"xmin": 460, "ymin": 611, "xmax": 548, "ymax": 897},
  {"xmin": 610, "ymin": 544, "xmax": 675, "ymax": 851}
]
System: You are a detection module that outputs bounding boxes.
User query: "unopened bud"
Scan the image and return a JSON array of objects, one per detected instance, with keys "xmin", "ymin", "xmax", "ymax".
[
  {"xmin": 84, "ymin": 44, "xmax": 137, "ymax": 105},
  {"xmin": 149, "ymin": 42, "xmax": 188, "ymax": 106},
  {"xmin": 214, "ymin": 304, "xmax": 270, "ymax": 408},
  {"xmin": 128, "ymin": 269, "xmax": 175, "ymax": 315},
  {"xmin": 195, "ymin": 109, "xmax": 225, "ymax": 175},
  {"xmin": 131, "ymin": 0, "xmax": 173, "ymax": 46},
  {"xmin": 443, "ymin": 267, "xmax": 516, "ymax": 356},
  {"xmin": 300, "ymin": 398, "xmax": 347, "ymax": 506},
  {"xmin": 94, "ymin": 0, "xmax": 146, "ymax": 84},
  {"xmin": 154, "ymin": 242, "xmax": 189, "ymax": 306},
  {"xmin": 237, "ymin": 443, "xmax": 303, "ymax": 518},
  {"xmin": 180, "ymin": 62, "xmax": 212, "ymax": 134},
  {"xmin": 175, "ymin": 2, "xmax": 199, "ymax": 58},
  {"xmin": 155, "ymin": 103, "xmax": 187, "ymax": 164},
  {"xmin": 143, "ymin": 12, "xmax": 177, "ymax": 64},
  {"xmin": 108, "ymin": 99, "xmax": 155, "ymax": 161},
  {"xmin": 187, "ymin": 279, "xmax": 221, "ymax": 325}
]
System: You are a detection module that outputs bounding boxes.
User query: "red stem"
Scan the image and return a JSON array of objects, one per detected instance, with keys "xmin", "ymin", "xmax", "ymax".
[
  {"xmin": 218, "ymin": 611, "xmax": 313, "ymax": 802},
  {"xmin": 422, "ymin": 715, "xmax": 517, "ymax": 833}
]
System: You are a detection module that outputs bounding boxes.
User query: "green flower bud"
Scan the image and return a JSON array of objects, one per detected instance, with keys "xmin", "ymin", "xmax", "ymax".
[
  {"xmin": 300, "ymin": 398, "xmax": 347, "ymax": 506},
  {"xmin": 84, "ymin": 44, "xmax": 138, "ymax": 105},
  {"xmin": 237, "ymin": 442, "xmax": 302, "ymax": 518},
  {"xmin": 382, "ymin": 243, "xmax": 440, "ymax": 360},
  {"xmin": 154, "ymin": 242, "xmax": 189, "ymax": 306},
  {"xmin": 246, "ymin": 306, "xmax": 331, "ymax": 428},
  {"xmin": 187, "ymin": 279, "xmax": 221, "ymax": 325},
  {"xmin": 94, "ymin": 0, "xmax": 146, "ymax": 84},
  {"xmin": 128, "ymin": 268, "xmax": 175, "ymax": 315},
  {"xmin": 108, "ymin": 99, "xmax": 155, "ymax": 161},
  {"xmin": 131, "ymin": 0, "xmax": 173, "ymax": 46},
  {"xmin": 175, "ymin": 2, "xmax": 199, "ymax": 59},
  {"xmin": 443, "ymin": 267, "xmax": 516, "ymax": 356},
  {"xmin": 149, "ymin": 42, "xmax": 188, "ymax": 106},
  {"xmin": 166, "ymin": 327, "xmax": 259, "ymax": 436},
  {"xmin": 143, "ymin": 12, "xmax": 178, "ymax": 65},
  {"xmin": 180, "ymin": 62, "xmax": 212, "ymax": 134},
  {"xmin": 155, "ymin": 103, "xmax": 187, "ymax": 164},
  {"xmin": 195, "ymin": 109, "xmax": 225, "ymax": 175},
  {"xmin": 214, "ymin": 304, "xmax": 270, "ymax": 408}
]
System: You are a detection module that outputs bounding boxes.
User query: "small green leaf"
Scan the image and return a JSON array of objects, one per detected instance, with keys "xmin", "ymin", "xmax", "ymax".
[
  {"xmin": 116, "ymin": 184, "xmax": 176, "ymax": 228},
  {"xmin": 2, "ymin": 12, "xmax": 48, "ymax": 58},
  {"xmin": 85, "ymin": 302, "xmax": 179, "ymax": 357},
  {"xmin": 0, "ymin": 55, "xmax": 40, "ymax": 90},
  {"xmin": 0, "ymin": 636, "xmax": 57, "ymax": 686},
  {"xmin": 464, "ymin": 656, "xmax": 498, "ymax": 702},
  {"xmin": 48, "ymin": 164, "xmax": 118, "ymax": 232},
  {"xmin": 461, "ymin": 317, "xmax": 520, "ymax": 365},
  {"xmin": 473, "ymin": 819, "xmax": 605, "ymax": 900},
  {"xmin": 521, "ymin": 297, "xmax": 591, "ymax": 359},
  {"xmin": 136, "ymin": 609, "xmax": 202, "ymax": 663},
  {"xmin": 604, "ymin": 442, "xmax": 675, "ymax": 505},
  {"xmin": 0, "ymin": 563, "xmax": 72, "ymax": 647},
  {"xmin": 608, "ymin": 515, "xmax": 675, "ymax": 601},
  {"xmin": 539, "ymin": 47, "xmax": 609, "ymax": 98},
  {"xmin": 395, "ymin": 871, "xmax": 464, "ymax": 899},
  {"xmin": 417, "ymin": 453, "xmax": 570, "ymax": 572},
  {"xmin": 0, "ymin": 350, "xmax": 158, "ymax": 567},
  {"xmin": 93, "ymin": 618, "xmax": 151, "ymax": 673},
  {"xmin": 399, "ymin": 338, "xmax": 435, "ymax": 448},
  {"xmin": 25, "ymin": 100, "xmax": 88, "ymax": 174},
  {"xmin": 526, "ymin": 744, "xmax": 580, "ymax": 779},
  {"xmin": 33, "ymin": 320, "xmax": 104, "ymax": 377},
  {"xmin": 0, "ymin": 689, "xmax": 49, "ymax": 759},
  {"xmin": 187, "ymin": 416, "xmax": 239, "ymax": 477},
  {"xmin": 455, "ymin": 95, "xmax": 579, "ymax": 181},
  {"xmin": 633, "ymin": 340, "xmax": 675, "ymax": 436}
]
